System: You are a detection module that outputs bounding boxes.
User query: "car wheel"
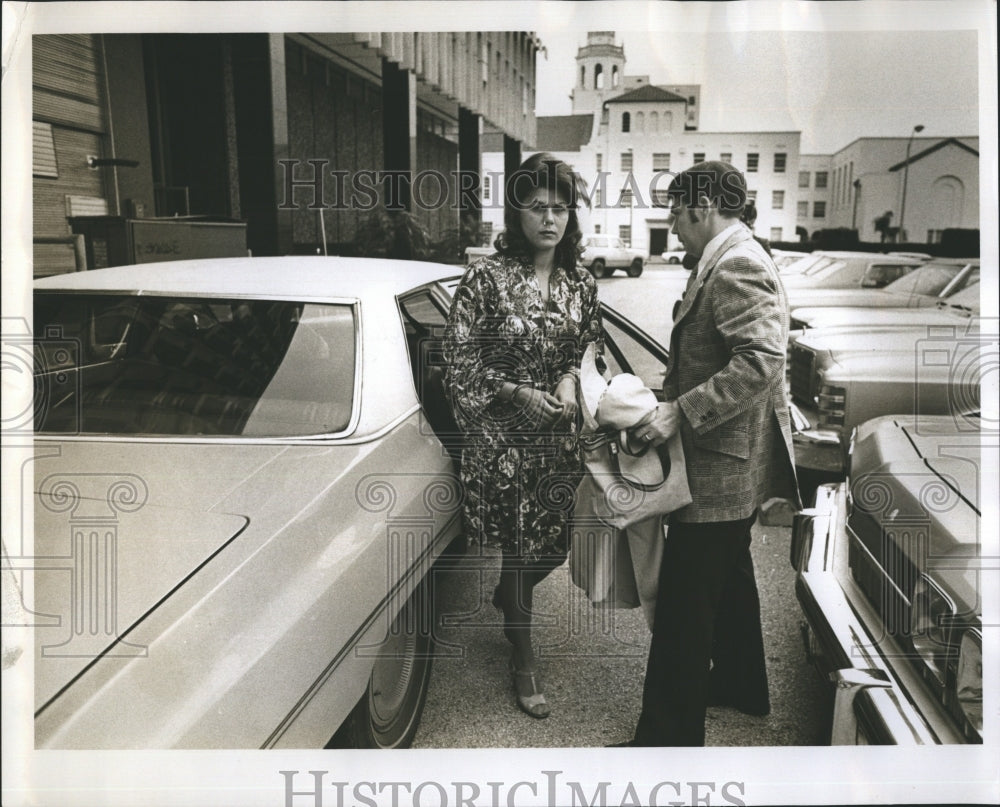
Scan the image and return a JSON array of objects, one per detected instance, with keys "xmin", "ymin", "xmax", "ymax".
[
  {"xmin": 590, "ymin": 259, "xmax": 608, "ymax": 279},
  {"xmin": 626, "ymin": 258, "xmax": 644, "ymax": 278},
  {"xmin": 327, "ymin": 577, "xmax": 434, "ymax": 749},
  {"xmin": 668, "ymin": 256, "xmax": 680, "ymax": 264}
]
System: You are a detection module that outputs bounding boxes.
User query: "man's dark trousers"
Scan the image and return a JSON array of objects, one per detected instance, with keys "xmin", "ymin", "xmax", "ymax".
[{"xmin": 633, "ymin": 512, "xmax": 766, "ymax": 746}]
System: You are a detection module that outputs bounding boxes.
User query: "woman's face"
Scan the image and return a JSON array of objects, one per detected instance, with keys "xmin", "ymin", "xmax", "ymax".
[{"xmin": 518, "ymin": 187, "xmax": 570, "ymax": 256}]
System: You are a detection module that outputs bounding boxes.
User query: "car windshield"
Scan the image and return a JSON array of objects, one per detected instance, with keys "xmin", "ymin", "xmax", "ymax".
[
  {"xmin": 783, "ymin": 253, "xmax": 825, "ymax": 274},
  {"xmin": 938, "ymin": 282, "xmax": 980, "ymax": 313},
  {"xmin": 34, "ymin": 294, "xmax": 356, "ymax": 437},
  {"xmin": 883, "ymin": 263, "xmax": 962, "ymax": 297},
  {"xmin": 803, "ymin": 257, "xmax": 847, "ymax": 279}
]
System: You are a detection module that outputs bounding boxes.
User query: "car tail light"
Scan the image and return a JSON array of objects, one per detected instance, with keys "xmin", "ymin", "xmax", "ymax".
[
  {"xmin": 955, "ymin": 629, "xmax": 982, "ymax": 739},
  {"xmin": 818, "ymin": 384, "xmax": 846, "ymax": 426},
  {"xmin": 910, "ymin": 575, "xmax": 957, "ymax": 689}
]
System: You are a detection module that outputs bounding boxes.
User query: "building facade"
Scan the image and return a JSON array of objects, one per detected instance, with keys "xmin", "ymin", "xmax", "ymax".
[
  {"xmin": 489, "ymin": 31, "xmax": 802, "ymax": 257},
  {"xmin": 32, "ymin": 31, "xmax": 542, "ymax": 276},
  {"xmin": 816, "ymin": 136, "xmax": 979, "ymax": 243}
]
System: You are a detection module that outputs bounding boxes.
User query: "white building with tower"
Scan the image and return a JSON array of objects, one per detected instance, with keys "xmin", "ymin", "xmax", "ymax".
[{"xmin": 482, "ymin": 32, "xmax": 979, "ymax": 256}]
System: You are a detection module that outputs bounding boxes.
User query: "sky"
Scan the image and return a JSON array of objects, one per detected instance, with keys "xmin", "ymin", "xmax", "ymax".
[{"xmin": 532, "ymin": 28, "xmax": 981, "ymax": 154}]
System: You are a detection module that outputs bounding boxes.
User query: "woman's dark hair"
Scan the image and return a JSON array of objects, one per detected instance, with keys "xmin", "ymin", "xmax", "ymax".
[{"xmin": 494, "ymin": 152, "xmax": 584, "ymax": 273}]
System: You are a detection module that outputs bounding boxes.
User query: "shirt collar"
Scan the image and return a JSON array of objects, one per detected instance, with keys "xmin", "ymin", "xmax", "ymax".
[{"xmin": 695, "ymin": 222, "xmax": 746, "ymax": 277}]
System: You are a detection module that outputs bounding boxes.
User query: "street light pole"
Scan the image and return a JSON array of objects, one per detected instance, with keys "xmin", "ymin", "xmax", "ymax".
[{"xmin": 898, "ymin": 124, "xmax": 924, "ymax": 242}]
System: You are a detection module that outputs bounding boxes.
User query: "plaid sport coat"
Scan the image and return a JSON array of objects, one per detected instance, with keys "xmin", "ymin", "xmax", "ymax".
[{"xmin": 664, "ymin": 226, "xmax": 800, "ymax": 523}]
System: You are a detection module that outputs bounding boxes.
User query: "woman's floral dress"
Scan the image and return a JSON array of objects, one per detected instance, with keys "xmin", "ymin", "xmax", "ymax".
[{"xmin": 444, "ymin": 253, "xmax": 602, "ymax": 560}]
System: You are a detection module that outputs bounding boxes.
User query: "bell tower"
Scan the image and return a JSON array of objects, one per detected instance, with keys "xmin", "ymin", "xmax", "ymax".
[{"xmin": 572, "ymin": 32, "xmax": 625, "ymax": 114}]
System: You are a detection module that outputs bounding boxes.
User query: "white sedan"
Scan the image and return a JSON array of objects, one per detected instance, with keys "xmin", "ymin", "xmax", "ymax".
[{"xmin": 25, "ymin": 255, "xmax": 671, "ymax": 749}]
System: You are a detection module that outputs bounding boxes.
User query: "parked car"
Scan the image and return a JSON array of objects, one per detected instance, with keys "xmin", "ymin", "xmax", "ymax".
[
  {"xmin": 787, "ymin": 292, "xmax": 985, "ymax": 477},
  {"xmin": 772, "ymin": 249, "xmax": 810, "ymax": 270},
  {"xmin": 791, "ymin": 414, "xmax": 983, "ymax": 744},
  {"xmin": 29, "ymin": 255, "xmax": 672, "ymax": 749},
  {"xmin": 581, "ymin": 234, "xmax": 645, "ymax": 278},
  {"xmin": 785, "ymin": 259, "xmax": 980, "ymax": 321},
  {"xmin": 790, "ymin": 281, "xmax": 980, "ymax": 334},
  {"xmin": 781, "ymin": 251, "xmax": 925, "ymax": 295},
  {"xmin": 660, "ymin": 248, "xmax": 687, "ymax": 264}
]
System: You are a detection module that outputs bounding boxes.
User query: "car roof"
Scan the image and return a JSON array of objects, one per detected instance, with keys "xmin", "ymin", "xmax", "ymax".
[{"xmin": 33, "ymin": 256, "xmax": 461, "ymax": 299}]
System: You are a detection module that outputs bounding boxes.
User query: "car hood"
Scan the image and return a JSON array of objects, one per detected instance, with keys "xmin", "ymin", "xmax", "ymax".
[
  {"xmin": 848, "ymin": 416, "xmax": 981, "ymax": 617},
  {"xmin": 786, "ymin": 288, "xmax": 902, "ymax": 310},
  {"xmin": 31, "ymin": 440, "xmax": 291, "ymax": 708},
  {"xmin": 792, "ymin": 306, "xmax": 972, "ymax": 330}
]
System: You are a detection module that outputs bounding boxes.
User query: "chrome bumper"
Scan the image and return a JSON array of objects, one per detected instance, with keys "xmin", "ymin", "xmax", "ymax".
[{"xmin": 791, "ymin": 485, "xmax": 942, "ymax": 745}]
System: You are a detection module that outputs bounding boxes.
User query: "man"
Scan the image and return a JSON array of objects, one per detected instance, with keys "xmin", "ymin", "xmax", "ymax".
[{"xmin": 625, "ymin": 161, "xmax": 799, "ymax": 746}]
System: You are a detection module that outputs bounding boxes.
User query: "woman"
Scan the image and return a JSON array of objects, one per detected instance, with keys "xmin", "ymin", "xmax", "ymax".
[{"xmin": 444, "ymin": 153, "xmax": 601, "ymax": 719}]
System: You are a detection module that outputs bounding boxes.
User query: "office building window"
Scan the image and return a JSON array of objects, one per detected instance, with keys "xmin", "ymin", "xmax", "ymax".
[
  {"xmin": 622, "ymin": 112, "xmax": 630, "ymax": 133},
  {"xmin": 482, "ymin": 174, "xmax": 491, "ymax": 202},
  {"xmin": 652, "ymin": 153, "xmax": 671, "ymax": 171},
  {"xmin": 813, "ymin": 201, "xmax": 826, "ymax": 218},
  {"xmin": 652, "ymin": 190, "xmax": 671, "ymax": 208},
  {"xmin": 774, "ymin": 153, "xmax": 787, "ymax": 173},
  {"xmin": 621, "ymin": 151, "xmax": 633, "ymax": 172},
  {"xmin": 693, "ymin": 152, "xmax": 705, "ymax": 165},
  {"xmin": 618, "ymin": 189, "xmax": 634, "ymax": 208},
  {"xmin": 596, "ymin": 153, "xmax": 602, "ymax": 172},
  {"xmin": 797, "ymin": 200, "xmax": 809, "ymax": 218},
  {"xmin": 815, "ymin": 171, "xmax": 828, "ymax": 189},
  {"xmin": 720, "ymin": 152, "xmax": 732, "ymax": 163},
  {"xmin": 772, "ymin": 190, "xmax": 785, "ymax": 210},
  {"xmin": 747, "ymin": 153, "xmax": 759, "ymax": 172},
  {"xmin": 747, "ymin": 190, "xmax": 757, "ymax": 202},
  {"xmin": 798, "ymin": 171, "xmax": 810, "ymax": 188},
  {"xmin": 770, "ymin": 227, "xmax": 782, "ymax": 241},
  {"xmin": 594, "ymin": 224, "xmax": 601, "ymax": 234},
  {"xmin": 619, "ymin": 225, "xmax": 631, "ymax": 246},
  {"xmin": 688, "ymin": 95, "xmax": 696, "ymax": 106}
]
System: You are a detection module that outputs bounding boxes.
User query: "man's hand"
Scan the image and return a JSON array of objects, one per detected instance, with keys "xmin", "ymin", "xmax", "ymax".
[{"xmin": 631, "ymin": 400, "xmax": 683, "ymax": 447}]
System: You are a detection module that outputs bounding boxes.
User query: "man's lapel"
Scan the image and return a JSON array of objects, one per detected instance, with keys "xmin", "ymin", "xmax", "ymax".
[
  {"xmin": 671, "ymin": 227, "xmax": 751, "ymax": 327},
  {"xmin": 666, "ymin": 227, "xmax": 752, "ymax": 378}
]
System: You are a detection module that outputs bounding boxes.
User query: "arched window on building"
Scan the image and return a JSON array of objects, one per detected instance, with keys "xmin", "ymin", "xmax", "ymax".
[
  {"xmin": 612, "ymin": 66, "xmax": 619, "ymax": 87},
  {"xmin": 929, "ymin": 175, "xmax": 966, "ymax": 229},
  {"xmin": 622, "ymin": 112, "xmax": 630, "ymax": 133},
  {"xmin": 581, "ymin": 65, "xmax": 586, "ymax": 87},
  {"xmin": 635, "ymin": 112, "xmax": 645, "ymax": 133},
  {"xmin": 649, "ymin": 111, "xmax": 658, "ymax": 133},
  {"xmin": 595, "ymin": 63, "xmax": 604, "ymax": 89}
]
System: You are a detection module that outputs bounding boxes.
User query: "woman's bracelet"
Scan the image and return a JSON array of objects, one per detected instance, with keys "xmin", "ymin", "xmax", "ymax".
[{"xmin": 499, "ymin": 382, "xmax": 529, "ymax": 405}]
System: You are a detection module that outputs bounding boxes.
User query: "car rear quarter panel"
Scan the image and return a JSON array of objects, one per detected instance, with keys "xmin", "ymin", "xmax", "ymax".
[{"xmin": 34, "ymin": 416, "xmax": 460, "ymax": 749}]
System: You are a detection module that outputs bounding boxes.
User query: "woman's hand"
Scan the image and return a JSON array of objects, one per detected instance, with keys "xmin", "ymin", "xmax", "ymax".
[
  {"xmin": 551, "ymin": 375, "xmax": 578, "ymax": 429},
  {"xmin": 512, "ymin": 385, "xmax": 564, "ymax": 429}
]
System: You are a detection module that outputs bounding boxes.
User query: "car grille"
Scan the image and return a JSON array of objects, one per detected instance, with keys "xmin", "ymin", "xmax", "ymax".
[{"xmin": 789, "ymin": 343, "xmax": 815, "ymax": 405}]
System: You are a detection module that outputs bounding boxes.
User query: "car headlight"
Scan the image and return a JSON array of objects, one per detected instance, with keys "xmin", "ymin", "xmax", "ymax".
[
  {"xmin": 955, "ymin": 629, "xmax": 983, "ymax": 739},
  {"xmin": 817, "ymin": 383, "xmax": 846, "ymax": 426},
  {"xmin": 910, "ymin": 575, "xmax": 957, "ymax": 690}
]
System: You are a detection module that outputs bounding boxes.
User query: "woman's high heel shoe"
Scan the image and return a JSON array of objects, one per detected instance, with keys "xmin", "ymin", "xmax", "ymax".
[{"xmin": 509, "ymin": 656, "xmax": 550, "ymax": 719}]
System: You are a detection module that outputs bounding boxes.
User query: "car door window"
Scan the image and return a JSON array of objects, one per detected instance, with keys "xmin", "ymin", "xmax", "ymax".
[
  {"xmin": 398, "ymin": 290, "xmax": 459, "ymax": 453},
  {"xmin": 862, "ymin": 263, "xmax": 914, "ymax": 288},
  {"xmin": 600, "ymin": 308, "xmax": 668, "ymax": 397}
]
